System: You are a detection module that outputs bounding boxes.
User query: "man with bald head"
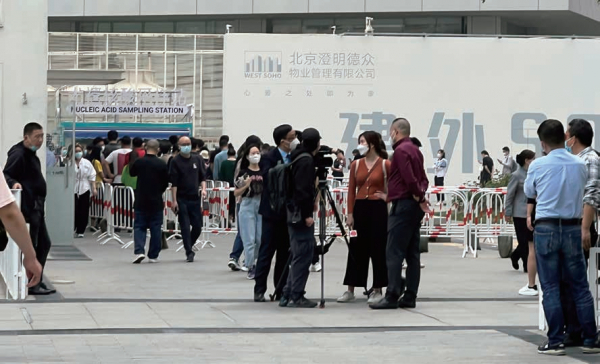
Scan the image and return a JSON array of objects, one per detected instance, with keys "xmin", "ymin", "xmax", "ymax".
[
  {"xmin": 129, "ymin": 139, "xmax": 170, "ymax": 263},
  {"xmin": 169, "ymin": 136, "xmax": 207, "ymax": 262},
  {"xmin": 370, "ymin": 118, "xmax": 430, "ymax": 310}
]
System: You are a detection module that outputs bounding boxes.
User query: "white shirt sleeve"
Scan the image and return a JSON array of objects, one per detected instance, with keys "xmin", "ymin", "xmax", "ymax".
[{"xmin": 0, "ymin": 172, "xmax": 15, "ymax": 209}]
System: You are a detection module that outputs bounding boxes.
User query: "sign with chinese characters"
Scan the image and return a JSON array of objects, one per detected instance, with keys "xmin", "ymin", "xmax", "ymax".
[
  {"xmin": 223, "ymin": 34, "xmax": 600, "ymax": 185},
  {"xmin": 68, "ymin": 89, "xmax": 190, "ymax": 115}
]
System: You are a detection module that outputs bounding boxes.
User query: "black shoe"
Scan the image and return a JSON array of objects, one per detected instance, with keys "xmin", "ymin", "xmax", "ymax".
[
  {"xmin": 511, "ymin": 255, "xmax": 519, "ymax": 270},
  {"xmin": 38, "ymin": 282, "xmax": 57, "ymax": 295},
  {"xmin": 254, "ymin": 293, "xmax": 265, "ymax": 302},
  {"xmin": 537, "ymin": 341, "xmax": 565, "ymax": 356},
  {"xmin": 186, "ymin": 252, "xmax": 195, "ymax": 263},
  {"xmin": 398, "ymin": 298, "xmax": 416, "ymax": 309},
  {"xmin": 564, "ymin": 333, "xmax": 584, "ymax": 347},
  {"xmin": 287, "ymin": 296, "xmax": 318, "ymax": 308},
  {"xmin": 279, "ymin": 295, "xmax": 290, "ymax": 307},
  {"xmin": 369, "ymin": 296, "xmax": 399, "ymax": 310},
  {"xmin": 583, "ymin": 337, "xmax": 600, "ymax": 354},
  {"xmin": 28, "ymin": 285, "xmax": 55, "ymax": 296},
  {"xmin": 247, "ymin": 266, "xmax": 256, "ymax": 280}
]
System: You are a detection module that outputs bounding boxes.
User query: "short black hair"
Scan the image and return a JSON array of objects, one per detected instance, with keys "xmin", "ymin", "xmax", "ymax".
[
  {"xmin": 196, "ymin": 139, "xmax": 205, "ymax": 150},
  {"xmin": 92, "ymin": 137, "xmax": 104, "ymax": 146},
  {"xmin": 191, "ymin": 138, "xmax": 199, "ymax": 150},
  {"xmin": 262, "ymin": 143, "xmax": 271, "ymax": 151},
  {"xmin": 502, "ymin": 146, "xmax": 510, "ymax": 152},
  {"xmin": 120, "ymin": 136, "xmax": 132, "ymax": 146},
  {"xmin": 537, "ymin": 119, "xmax": 565, "ymax": 147},
  {"xmin": 169, "ymin": 135, "xmax": 179, "ymax": 145},
  {"xmin": 352, "ymin": 149, "xmax": 359, "ymax": 155},
  {"xmin": 107, "ymin": 130, "xmax": 119, "ymax": 141},
  {"xmin": 23, "ymin": 122, "xmax": 43, "ymax": 136},
  {"xmin": 219, "ymin": 135, "xmax": 230, "ymax": 148},
  {"xmin": 273, "ymin": 124, "xmax": 293, "ymax": 146},
  {"xmin": 568, "ymin": 119, "xmax": 593, "ymax": 147},
  {"xmin": 132, "ymin": 137, "xmax": 143, "ymax": 148},
  {"xmin": 337, "ymin": 149, "xmax": 344, "ymax": 156},
  {"xmin": 481, "ymin": 150, "xmax": 489, "ymax": 156}
]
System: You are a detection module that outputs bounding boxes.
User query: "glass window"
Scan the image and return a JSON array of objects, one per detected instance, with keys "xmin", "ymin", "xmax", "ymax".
[
  {"xmin": 435, "ymin": 17, "xmax": 464, "ymax": 34},
  {"xmin": 145, "ymin": 22, "xmax": 175, "ymax": 33},
  {"xmin": 302, "ymin": 18, "xmax": 334, "ymax": 34},
  {"xmin": 98, "ymin": 22, "xmax": 112, "ymax": 32},
  {"xmin": 334, "ymin": 18, "xmax": 363, "ymax": 33},
  {"xmin": 79, "ymin": 22, "xmax": 97, "ymax": 32},
  {"xmin": 113, "ymin": 22, "xmax": 143, "ymax": 33},
  {"xmin": 49, "ymin": 21, "xmax": 75, "ymax": 32},
  {"xmin": 239, "ymin": 19, "xmax": 264, "ymax": 33},
  {"xmin": 375, "ymin": 18, "xmax": 407, "ymax": 33},
  {"xmin": 207, "ymin": 20, "xmax": 239, "ymax": 34},
  {"xmin": 271, "ymin": 19, "xmax": 302, "ymax": 34},
  {"xmin": 177, "ymin": 21, "xmax": 207, "ymax": 34}
]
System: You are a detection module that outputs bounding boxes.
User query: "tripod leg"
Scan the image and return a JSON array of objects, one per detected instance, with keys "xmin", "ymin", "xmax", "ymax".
[{"xmin": 270, "ymin": 251, "xmax": 292, "ymax": 302}]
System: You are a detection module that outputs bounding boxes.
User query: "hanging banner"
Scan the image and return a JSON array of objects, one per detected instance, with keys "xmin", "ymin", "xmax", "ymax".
[
  {"xmin": 68, "ymin": 89, "xmax": 190, "ymax": 115},
  {"xmin": 71, "ymin": 105, "xmax": 189, "ymax": 115}
]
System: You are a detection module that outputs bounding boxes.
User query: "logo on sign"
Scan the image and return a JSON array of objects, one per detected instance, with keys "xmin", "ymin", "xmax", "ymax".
[{"xmin": 245, "ymin": 52, "xmax": 282, "ymax": 79}]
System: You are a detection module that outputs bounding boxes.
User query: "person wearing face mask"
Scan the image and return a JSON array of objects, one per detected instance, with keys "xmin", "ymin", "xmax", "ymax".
[
  {"xmin": 254, "ymin": 125, "xmax": 296, "ymax": 301},
  {"xmin": 235, "ymin": 144, "xmax": 264, "ymax": 279},
  {"xmin": 433, "ymin": 149, "xmax": 448, "ymax": 205},
  {"xmin": 497, "ymin": 147, "xmax": 516, "ymax": 176},
  {"xmin": 3, "ymin": 122, "xmax": 56, "ymax": 295},
  {"xmin": 338, "ymin": 131, "xmax": 390, "ymax": 304},
  {"xmin": 332, "ymin": 150, "xmax": 346, "ymax": 181},
  {"xmin": 73, "ymin": 144, "xmax": 97, "ymax": 238},
  {"xmin": 169, "ymin": 136, "xmax": 207, "ymax": 263}
]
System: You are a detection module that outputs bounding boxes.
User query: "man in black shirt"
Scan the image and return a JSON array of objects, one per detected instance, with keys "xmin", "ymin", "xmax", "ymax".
[
  {"xmin": 480, "ymin": 150, "xmax": 494, "ymax": 187},
  {"xmin": 130, "ymin": 140, "xmax": 169, "ymax": 264},
  {"xmin": 103, "ymin": 130, "xmax": 120, "ymax": 159},
  {"xmin": 169, "ymin": 136, "xmax": 207, "ymax": 262}
]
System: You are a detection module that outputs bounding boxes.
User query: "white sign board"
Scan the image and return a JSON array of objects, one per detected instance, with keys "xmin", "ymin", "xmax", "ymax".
[
  {"xmin": 223, "ymin": 34, "xmax": 600, "ymax": 185},
  {"xmin": 68, "ymin": 89, "xmax": 190, "ymax": 115}
]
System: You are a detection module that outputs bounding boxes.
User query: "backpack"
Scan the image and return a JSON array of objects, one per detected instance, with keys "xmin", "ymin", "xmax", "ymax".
[{"xmin": 268, "ymin": 152, "xmax": 311, "ymax": 215}]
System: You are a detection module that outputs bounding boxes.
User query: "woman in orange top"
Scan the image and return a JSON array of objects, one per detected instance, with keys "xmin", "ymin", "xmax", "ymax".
[{"xmin": 338, "ymin": 131, "xmax": 391, "ymax": 304}]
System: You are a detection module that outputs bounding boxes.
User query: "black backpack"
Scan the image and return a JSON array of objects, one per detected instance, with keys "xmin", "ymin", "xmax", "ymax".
[{"xmin": 268, "ymin": 153, "xmax": 311, "ymax": 215}]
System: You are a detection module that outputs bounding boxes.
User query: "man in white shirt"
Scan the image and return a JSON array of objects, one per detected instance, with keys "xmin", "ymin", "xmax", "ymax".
[
  {"xmin": 497, "ymin": 146, "xmax": 516, "ymax": 176},
  {"xmin": 103, "ymin": 136, "xmax": 132, "ymax": 184}
]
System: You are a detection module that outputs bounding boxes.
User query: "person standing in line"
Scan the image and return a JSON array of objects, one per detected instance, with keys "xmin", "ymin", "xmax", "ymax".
[
  {"xmin": 524, "ymin": 119, "xmax": 600, "ymax": 355},
  {"xmin": 281, "ymin": 128, "xmax": 320, "ymax": 309},
  {"xmin": 103, "ymin": 136, "xmax": 132, "ymax": 185},
  {"xmin": 212, "ymin": 135, "xmax": 230, "ymax": 181},
  {"xmin": 102, "ymin": 130, "xmax": 120, "ymax": 163},
  {"xmin": 433, "ymin": 149, "xmax": 448, "ymax": 205},
  {"xmin": 497, "ymin": 147, "xmax": 516, "ymax": 176},
  {"xmin": 561, "ymin": 118, "xmax": 600, "ymax": 347},
  {"xmin": 479, "ymin": 150, "xmax": 494, "ymax": 187},
  {"xmin": 254, "ymin": 125, "xmax": 297, "ymax": 302},
  {"xmin": 505, "ymin": 150, "xmax": 536, "ymax": 275},
  {"xmin": 0, "ymin": 171, "xmax": 42, "ymax": 288},
  {"xmin": 3, "ymin": 122, "xmax": 55, "ymax": 295},
  {"xmin": 235, "ymin": 144, "xmax": 264, "ymax": 279},
  {"xmin": 130, "ymin": 140, "xmax": 169, "ymax": 264},
  {"xmin": 338, "ymin": 131, "xmax": 390, "ymax": 304},
  {"xmin": 370, "ymin": 118, "xmax": 430, "ymax": 310},
  {"xmin": 73, "ymin": 144, "xmax": 97, "ymax": 238},
  {"xmin": 332, "ymin": 150, "xmax": 346, "ymax": 182},
  {"xmin": 219, "ymin": 145, "xmax": 237, "ymax": 224},
  {"xmin": 169, "ymin": 136, "xmax": 207, "ymax": 263}
]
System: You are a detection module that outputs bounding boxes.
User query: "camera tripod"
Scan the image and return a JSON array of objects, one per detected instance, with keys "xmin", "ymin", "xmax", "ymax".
[{"xmin": 269, "ymin": 182, "xmax": 366, "ymax": 308}]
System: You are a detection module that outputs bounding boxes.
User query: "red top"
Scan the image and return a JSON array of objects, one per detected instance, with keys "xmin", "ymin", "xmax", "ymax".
[
  {"xmin": 348, "ymin": 157, "xmax": 391, "ymax": 214},
  {"xmin": 387, "ymin": 137, "xmax": 428, "ymax": 202}
]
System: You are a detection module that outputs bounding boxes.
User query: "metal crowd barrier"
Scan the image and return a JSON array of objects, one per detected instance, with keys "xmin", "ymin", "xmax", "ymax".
[
  {"xmin": 89, "ymin": 182, "xmax": 105, "ymax": 233},
  {"xmin": 469, "ymin": 188, "xmax": 515, "ymax": 258},
  {"xmin": 0, "ymin": 190, "xmax": 27, "ymax": 300}
]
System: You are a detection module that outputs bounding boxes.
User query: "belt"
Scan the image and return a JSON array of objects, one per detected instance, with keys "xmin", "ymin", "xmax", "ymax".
[{"xmin": 535, "ymin": 218, "xmax": 581, "ymax": 226}]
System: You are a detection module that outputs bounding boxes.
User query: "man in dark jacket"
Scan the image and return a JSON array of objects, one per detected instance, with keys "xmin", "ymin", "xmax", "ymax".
[
  {"xmin": 281, "ymin": 128, "xmax": 320, "ymax": 308},
  {"xmin": 253, "ymin": 124, "xmax": 297, "ymax": 302},
  {"xmin": 3, "ymin": 122, "xmax": 55, "ymax": 295}
]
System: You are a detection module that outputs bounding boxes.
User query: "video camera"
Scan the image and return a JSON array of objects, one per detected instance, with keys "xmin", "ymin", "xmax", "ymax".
[{"xmin": 315, "ymin": 145, "xmax": 335, "ymax": 184}]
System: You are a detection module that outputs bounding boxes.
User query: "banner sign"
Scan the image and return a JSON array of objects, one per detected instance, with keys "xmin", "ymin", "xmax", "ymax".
[
  {"xmin": 223, "ymin": 34, "xmax": 600, "ymax": 185},
  {"xmin": 68, "ymin": 89, "xmax": 190, "ymax": 115}
]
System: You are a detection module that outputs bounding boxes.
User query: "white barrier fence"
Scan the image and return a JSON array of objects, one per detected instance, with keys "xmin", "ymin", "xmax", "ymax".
[{"xmin": 0, "ymin": 190, "xmax": 28, "ymax": 300}]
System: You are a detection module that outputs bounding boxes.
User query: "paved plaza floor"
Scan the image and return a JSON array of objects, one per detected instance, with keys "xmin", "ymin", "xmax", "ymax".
[{"xmin": 0, "ymin": 234, "xmax": 598, "ymax": 363}]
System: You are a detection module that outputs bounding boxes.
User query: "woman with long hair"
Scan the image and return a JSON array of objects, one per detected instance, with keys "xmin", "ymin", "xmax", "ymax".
[
  {"xmin": 338, "ymin": 131, "xmax": 390, "ymax": 304},
  {"xmin": 433, "ymin": 149, "xmax": 448, "ymax": 205},
  {"xmin": 505, "ymin": 149, "xmax": 538, "ymax": 295},
  {"xmin": 73, "ymin": 143, "xmax": 97, "ymax": 238},
  {"xmin": 234, "ymin": 143, "xmax": 264, "ymax": 279}
]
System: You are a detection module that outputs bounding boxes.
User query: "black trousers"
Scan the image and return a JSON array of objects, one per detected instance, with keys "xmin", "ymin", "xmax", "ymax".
[
  {"xmin": 511, "ymin": 217, "xmax": 530, "ymax": 268},
  {"xmin": 283, "ymin": 222, "xmax": 315, "ymax": 301},
  {"xmin": 254, "ymin": 217, "xmax": 290, "ymax": 295},
  {"xmin": 177, "ymin": 198, "xmax": 203, "ymax": 256},
  {"xmin": 74, "ymin": 191, "xmax": 91, "ymax": 234},
  {"xmin": 28, "ymin": 209, "xmax": 51, "ymax": 283},
  {"xmin": 386, "ymin": 199, "xmax": 424, "ymax": 301},
  {"xmin": 434, "ymin": 177, "xmax": 445, "ymax": 202},
  {"xmin": 343, "ymin": 199, "xmax": 388, "ymax": 288}
]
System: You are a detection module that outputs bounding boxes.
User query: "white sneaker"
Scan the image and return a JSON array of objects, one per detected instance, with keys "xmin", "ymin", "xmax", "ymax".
[
  {"xmin": 337, "ymin": 291, "xmax": 356, "ymax": 303},
  {"xmin": 519, "ymin": 284, "xmax": 538, "ymax": 296},
  {"xmin": 367, "ymin": 291, "xmax": 383, "ymax": 304},
  {"xmin": 311, "ymin": 262, "xmax": 322, "ymax": 272},
  {"xmin": 133, "ymin": 254, "xmax": 146, "ymax": 264},
  {"xmin": 402, "ymin": 263, "xmax": 426, "ymax": 269},
  {"xmin": 148, "ymin": 258, "xmax": 159, "ymax": 263},
  {"xmin": 241, "ymin": 266, "xmax": 249, "ymax": 272},
  {"xmin": 75, "ymin": 234, "xmax": 84, "ymax": 238}
]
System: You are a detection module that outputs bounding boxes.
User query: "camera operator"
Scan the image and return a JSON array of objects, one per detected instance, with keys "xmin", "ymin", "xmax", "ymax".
[{"xmin": 281, "ymin": 128, "xmax": 321, "ymax": 308}]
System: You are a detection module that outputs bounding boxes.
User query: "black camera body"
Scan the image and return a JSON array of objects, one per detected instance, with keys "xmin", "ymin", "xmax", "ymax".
[{"xmin": 315, "ymin": 145, "xmax": 335, "ymax": 184}]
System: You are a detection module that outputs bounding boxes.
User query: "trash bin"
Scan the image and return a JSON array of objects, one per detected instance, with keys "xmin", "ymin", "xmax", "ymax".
[{"xmin": 498, "ymin": 235, "xmax": 513, "ymax": 258}]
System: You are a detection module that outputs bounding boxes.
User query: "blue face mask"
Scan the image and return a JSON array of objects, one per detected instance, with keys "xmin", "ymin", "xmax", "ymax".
[
  {"xmin": 565, "ymin": 137, "xmax": 574, "ymax": 154},
  {"xmin": 75, "ymin": 152, "xmax": 83, "ymax": 160},
  {"xmin": 30, "ymin": 146, "xmax": 38, "ymax": 152},
  {"xmin": 180, "ymin": 146, "xmax": 192, "ymax": 155}
]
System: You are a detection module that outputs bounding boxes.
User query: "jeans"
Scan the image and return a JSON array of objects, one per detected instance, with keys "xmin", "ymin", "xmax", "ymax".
[
  {"xmin": 177, "ymin": 198, "xmax": 203, "ymax": 256},
  {"xmin": 229, "ymin": 203, "xmax": 244, "ymax": 261},
  {"xmin": 535, "ymin": 221, "xmax": 598, "ymax": 346},
  {"xmin": 284, "ymin": 222, "xmax": 315, "ymax": 301},
  {"xmin": 134, "ymin": 209, "xmax": 163, "ymax": 259},
  {"xmin": 386, "ymin": 199, "xmax": 424, "ymax": 301},
  {"xmin": 254, "ymin": 217, "xmax": 290, "ymax": 295},
  {"xmin": 238, "ymin": 196, "xmax": 262, "ymax": 268}
]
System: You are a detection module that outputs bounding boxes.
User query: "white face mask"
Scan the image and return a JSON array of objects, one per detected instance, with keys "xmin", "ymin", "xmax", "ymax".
[
  {"xmin": 290, "ymin": 138, "xmax": 300, "ymax": 152},
  {"xmin": 248, "ymin": 154, "xmax": 261, "ymax": 165},
  {"xmin": 357, "ymin": 144, "xmax": 369, "ymax": 156}
]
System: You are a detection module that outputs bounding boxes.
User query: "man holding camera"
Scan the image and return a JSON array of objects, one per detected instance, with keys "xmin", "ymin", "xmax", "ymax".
[{"xmin": 281, "ymin": 128, "xmax": 321, "ymax": 308}]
